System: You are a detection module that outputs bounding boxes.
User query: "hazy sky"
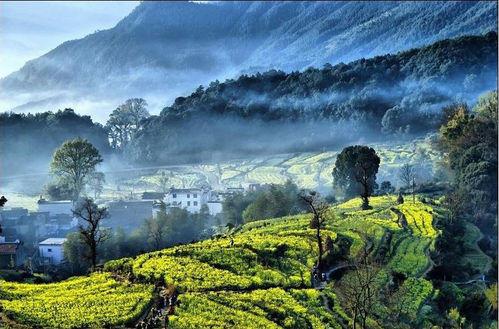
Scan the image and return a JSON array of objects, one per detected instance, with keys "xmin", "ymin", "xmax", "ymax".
[{"xmin": 0, "ymin": 1, "xmax": 139, "ymax": 78}]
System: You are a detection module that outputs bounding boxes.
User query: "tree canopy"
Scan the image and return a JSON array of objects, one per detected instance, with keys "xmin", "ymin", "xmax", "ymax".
[
  {"xmin": 51, "ymin": 138, "xmax": 103, "ymax": 200},
  {"xmin": 333, "ymin": 145, "xmax": 380, "ymax": 209}
]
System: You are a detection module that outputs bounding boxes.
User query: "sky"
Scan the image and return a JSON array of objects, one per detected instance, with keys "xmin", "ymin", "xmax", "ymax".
[{"xmin": 0, "ymin": 1, "xmax": 139, "ymax": 78}]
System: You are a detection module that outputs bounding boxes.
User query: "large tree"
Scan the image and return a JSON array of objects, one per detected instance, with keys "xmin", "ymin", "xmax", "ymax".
[
  {"xmin": 72, "ymin": 198, "xmax": 110, "ymax": 270},
  {"xmin": 439, "ymin": 92, "xmax": 497, "ymax": 230},
  {"xmin": 106, "ymin": 98, "xmax": 149, "ymax": 150},
  {"xmin": 51, "ymin": 138, "xmax": 103, "ymax": 201},
  {"xmin": 333, "ymin": 145, "xmax": 380, "ymax": 209}
]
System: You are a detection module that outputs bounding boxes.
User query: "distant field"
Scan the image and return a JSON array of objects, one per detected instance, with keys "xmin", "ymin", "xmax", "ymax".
[
  {"xmin": 109, "ymin": 135, "xmax": 441, "ymax": 199},
  {"xmin": 2, "ymin": 135, "xmax": 441, "ymax": 209}
]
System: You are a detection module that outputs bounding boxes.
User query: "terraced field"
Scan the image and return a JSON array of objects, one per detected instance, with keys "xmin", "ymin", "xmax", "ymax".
[
  {"xmin": 103, "ymin": 136, "xmax": 441, "ymax": 199},
  {"xmin": 0, "ymin": 274, "xmax": 153, "ymax": 328},
  {"xmin": 2, "ymin": 137, "xmax": 442, "ymax": 210},
  {"xmin": 0, "ymin": 196, "xmax": 442, "ymax": 328}
]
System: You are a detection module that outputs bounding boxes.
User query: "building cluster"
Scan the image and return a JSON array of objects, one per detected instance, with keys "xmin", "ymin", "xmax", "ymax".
[
  {"xmin": 0, "ymin": 198, "xmax": 75, "ymax": 269},
  {"xmin": 0, "ymin": 184, "xmax": 260, "ymax": 271}
]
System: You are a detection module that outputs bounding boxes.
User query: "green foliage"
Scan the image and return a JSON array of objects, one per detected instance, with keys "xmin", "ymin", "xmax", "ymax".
[
  {"xmin": 333, "ymin": 145, "xmax": 380, "ymax": 208},
  {"xmin": 436, "ymin": 282, "xmax": 464, "ymax": 312},
  {"xmin": 223, "ymin": 192, "xmax": 257, "ymax": 226},
  {"xmin": 51, "ymin": 138, "xmax": 103, "ymax": 200},
  {"xmin": 63, "ymin": 232, "xmax": 90, "ymax": 275},
  {"xmin": 242, "ymin": 181, "xmax": 305, "ymax": 222}
]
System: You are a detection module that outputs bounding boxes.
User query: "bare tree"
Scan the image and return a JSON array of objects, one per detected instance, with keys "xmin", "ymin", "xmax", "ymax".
[
  {"xmin": 399, "ymin": 164, "xmax": 417, "ymax": 203},
  {"xmin": 336, "ymin": 254, "xmax": 382, "ymax": 329},
  {"xmin": 399, "ymin": 164, "xmax": 415, "ymax": 190},
  {"xmin": 88, "ymin": 171, "xmax": 105, "ymax": 199},
  {"xmin": 157, "ymin": 172, "xmax": 170, "ymax": 194},
  {"xmin": 73, "ymin": 198, "xmax": 110, "ymax": 270},
  {"xmin": 299, "ymin": 191, "xmax": 330, "ymax": 272}
]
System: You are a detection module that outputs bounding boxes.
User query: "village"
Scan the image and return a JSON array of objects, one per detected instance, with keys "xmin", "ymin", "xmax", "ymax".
[{"xmin": 0, "ymin": 183, "xmax": 263, "ymax": 275}]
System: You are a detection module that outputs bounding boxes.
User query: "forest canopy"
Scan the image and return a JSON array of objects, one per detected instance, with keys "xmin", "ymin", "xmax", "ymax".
[{"xmin": 128, "ymin": 32, "xmax": 497, "ymax": 164}]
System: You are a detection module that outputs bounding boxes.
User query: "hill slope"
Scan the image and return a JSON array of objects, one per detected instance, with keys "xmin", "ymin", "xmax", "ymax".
[
  {"xmin": 1, "ymin": 196, "xmax": 463, "ymax": 328},
  {"xmin": 1, "ymin": 1, "xmax": 496, "ymax": 117}
]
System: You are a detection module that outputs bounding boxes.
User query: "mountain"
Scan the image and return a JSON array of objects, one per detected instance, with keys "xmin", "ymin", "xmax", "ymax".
[{"xmin": 0, "ymin": 1, "xmax": 496, "ymax": 118}]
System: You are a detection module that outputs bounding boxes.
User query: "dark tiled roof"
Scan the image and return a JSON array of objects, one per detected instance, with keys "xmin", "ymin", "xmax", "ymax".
[
  {"xmin": 0, "ymin": 243, "xmax": 19, "ymax": 255},
  {"xmin": 169, "ymin": 188, "xmax": 203, "ymax": 193}
]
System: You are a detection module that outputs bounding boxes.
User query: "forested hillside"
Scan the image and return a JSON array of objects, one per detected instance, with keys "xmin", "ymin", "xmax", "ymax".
[
  {"xmin": 0, "ymin": 109, "xmax": 109, "ymax": 177},
  {"xmin": 1, "ymin": 33, "xmax": 496, "ymax": 175},
  {"xmin": 127, "ymin": 33, "xmax": 497, "ymax": 164}
]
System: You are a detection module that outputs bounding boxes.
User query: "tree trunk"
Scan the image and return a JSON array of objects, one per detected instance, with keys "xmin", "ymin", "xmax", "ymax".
[
  {"xmin": 361, "ymin": 195, "xmax": 369, "ymax": 210},
  {"xmin": 316, "ymin": 217, "xmax": 323, "ymax": 271},
  {"xmin": 360, "ymin": 181, "xmax": 370, "ymax": 210},
  {"xmin": 91, "ymin": 241, "xmax": 97, "ymax": 271}
]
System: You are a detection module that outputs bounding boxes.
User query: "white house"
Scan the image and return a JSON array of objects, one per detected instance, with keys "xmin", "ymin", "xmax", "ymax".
[
  {"xmin": 164, "ymin": 188, "xmax": 208, "ymax": 213},
  {"xmin": 163, "ymin": 187, "xmax": 224, "ymax": 215},
  {"xmin": 37, "ymin": 198, "xmax": 73, "ymax": 216},
  {"xmin": 38, "ymin": 238, "xmax": 67, "ymax": 265}
]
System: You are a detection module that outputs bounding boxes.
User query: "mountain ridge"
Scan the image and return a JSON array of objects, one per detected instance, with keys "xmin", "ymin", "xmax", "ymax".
[{"xmin": 0, "ymin": 1, "xmax": 496, "ymax": 117}]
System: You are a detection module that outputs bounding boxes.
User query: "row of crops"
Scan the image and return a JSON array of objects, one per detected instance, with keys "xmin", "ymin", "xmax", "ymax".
[
  {"xmin": 0, "ymin": 196, "xmax": 439, "ymax": 328},
  {"xmin": 0, "ymin": 274, "xmax": 153, "ymax": 328},
  {"xmin": 170, "ymin": 288, "xmax": 345, "ymax": 329}
]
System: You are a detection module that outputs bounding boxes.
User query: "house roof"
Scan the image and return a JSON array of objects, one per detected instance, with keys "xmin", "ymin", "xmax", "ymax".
[
  {"xmin": 38, "ymin": 199, "xmax": 72, "ymax": 205},
  {"xmin": 169, "ymin": 188, "xmax": 203, "ymax": 193},
  {"xmin": 0, "ymin": 243, "xmax": 19, "ymax": 255},
  {"xmin": 39, "ymin": 238, "xmax": 67, "ymax": 245}
]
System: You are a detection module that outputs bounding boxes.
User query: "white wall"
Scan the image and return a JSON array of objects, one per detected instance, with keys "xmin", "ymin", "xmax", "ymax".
[
  {"xmin": 165, "ymin": 190, "xmax": 205, "ymax": 213},
  {"xmin": 39, "ymin": 244, "xmax": 65, "ymax": 265}
]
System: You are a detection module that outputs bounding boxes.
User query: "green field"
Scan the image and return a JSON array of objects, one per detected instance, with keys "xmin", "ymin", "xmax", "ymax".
[
  {"xmin": 1, "ymin": 196, "xmax": 443, "ymax": 328},
  {"xmin": 0, "ymin": 274, "xmax": 153, "ymax": 328}
]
